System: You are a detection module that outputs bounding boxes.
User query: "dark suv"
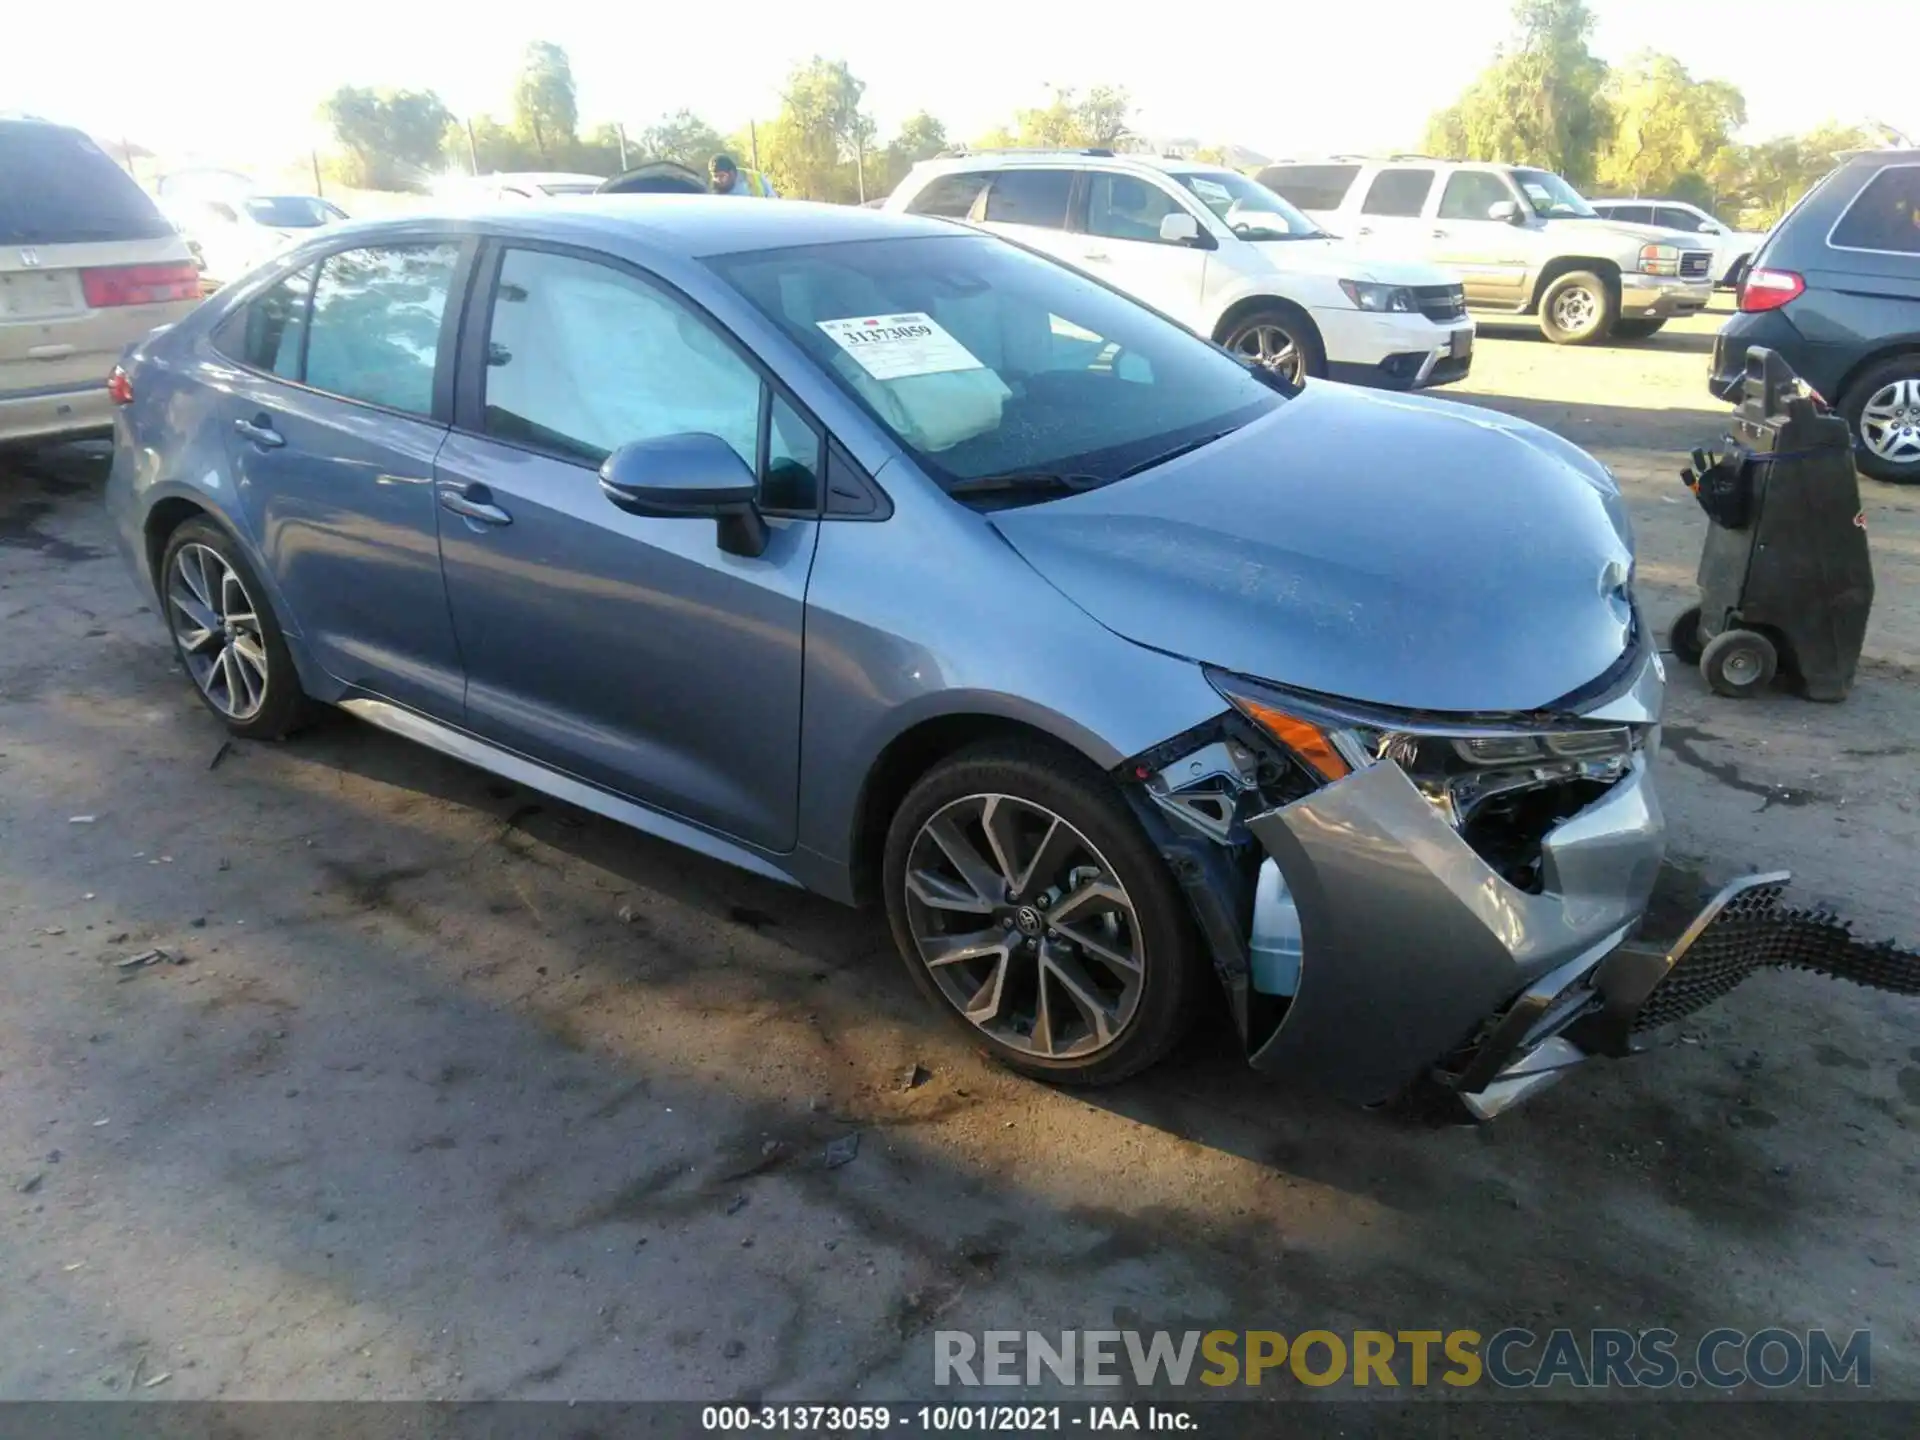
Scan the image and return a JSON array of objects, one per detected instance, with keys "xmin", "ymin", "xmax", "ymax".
[{"xmin": 1711, "ymin": 149, "xmax": 1920, "ymax": 483}]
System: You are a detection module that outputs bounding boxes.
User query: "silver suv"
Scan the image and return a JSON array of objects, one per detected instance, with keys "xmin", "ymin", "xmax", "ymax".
[{"xmin": 1261, "ymin": 157, "xmax": 1716, "ymax": 345}]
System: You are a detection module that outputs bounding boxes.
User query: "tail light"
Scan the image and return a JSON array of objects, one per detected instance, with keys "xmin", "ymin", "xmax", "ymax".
[
  {"xmin": 1738, "ymin": 268, "xmax": 1805, "ymax": 313},
  {"xmin": 81, "ymin": 262, "xmax": 201, "ymax": 308},
  {"xmin": 107, "ymin": 365, "xmax": 134, "ymax": 406}
]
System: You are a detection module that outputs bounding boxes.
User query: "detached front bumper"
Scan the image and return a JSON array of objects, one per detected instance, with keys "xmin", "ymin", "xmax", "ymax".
[{"xmin": 1620, "ymin": 273, "xmax": 1713, "ymax": 320}]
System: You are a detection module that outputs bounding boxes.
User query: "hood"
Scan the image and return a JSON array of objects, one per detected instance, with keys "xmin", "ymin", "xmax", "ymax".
[
  {"xmin": 1552, "ymin": 217, "xmax": 1706, "ymax": 249},
  {"xmin": 988, "ymin": 384, "xmax": 1637, "ymax": 715},
  {"xmin": 1248, "ymin": 235, "xmax": 1458, "ymax": 286}
]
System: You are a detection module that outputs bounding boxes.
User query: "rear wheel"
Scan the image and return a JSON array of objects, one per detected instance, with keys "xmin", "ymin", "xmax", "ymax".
[
  {"xmin": 1613, "ymin": 318, "xmax": 1666, "ymax": 341},
  {"xmin": 1669, "ymin": 604, "xmax": 1705, "ymax": 665},
  {"xmin": 882, "ymin": 740, "xmax": 1203, "ymax": 1086},
  {"xmin": 1221, "ymin": 306, "xmax": 1326, "ymax": 385},
  {"xmin": 159, "ymin": 519, "xmax": 312, "ymax": 738},
  {"xmin": 1538, "ymin": 270, "xmax": 1617, "ymax": 345},
  {"xmin": 1841, "ymin": 356, "xmax": 1920, "ymax": 484}
]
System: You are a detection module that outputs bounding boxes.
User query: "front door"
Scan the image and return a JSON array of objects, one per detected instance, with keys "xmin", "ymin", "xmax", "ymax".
[
  {"xmin": 1430, "ymin": 171, "xmax": 1534, "ymax": 308},
  {"xmin": 1074, "ymin": 172, "xmax": 1211, "ymax": 330},
  {"xmin": 433, "ymin": 244, "xmax": 821, "ymax": 853},
  {"xmin": 213, "ymin": 240, "xmax": 469, "ymax": 719}
]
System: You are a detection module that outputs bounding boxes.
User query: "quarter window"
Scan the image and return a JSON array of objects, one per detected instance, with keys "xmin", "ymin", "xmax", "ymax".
[
  {"xmin": 1085, "ymin": 174, "xmax": 1187, "ymax": 243},
  {"xmin": 216, "ymin": 263, "xmax": 316, "ymax": 378},
  {"xmin": 1361, "ymin": 168, "xmax": 1435, "ymax": 218},
  {"xmin": 302, "ymin": 242, "xmax": 460, "ymax": 415},
  {"xmin": 1829, "ymin": 166, "xmax": 1920, "ymax": 254},
  {"xmin": 981, "ymin": 170, "xmax": 1075, "ymax": 229},
  {"xmin": 764, "ymin": 393, "xmax": 822, "ymax": 513},
  {"xmin": 1437, "ymin": 171, "xmax": 1518, "ymax": 221},
  {"xmin": 905, "ymin": 172, "xmax": 992, "ymax": 220},
  {"xmin": 482, "ymin": 248, "xmax": 761, "ymax": 471}
]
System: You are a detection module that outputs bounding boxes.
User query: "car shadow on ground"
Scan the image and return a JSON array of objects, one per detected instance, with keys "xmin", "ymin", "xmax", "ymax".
[{"xmin": 1473, "ymin": 322, "xmax": 1719, "ymax": 358}]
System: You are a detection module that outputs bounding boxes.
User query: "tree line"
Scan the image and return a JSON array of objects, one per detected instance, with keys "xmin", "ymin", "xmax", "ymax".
[
  {"xmin": 1424, "ymin": 0, "xmax": 1906, "ymax": 225},
  {"xmin": 319, "ymin": 43, "xmax": 1145, "ymax": 203}
]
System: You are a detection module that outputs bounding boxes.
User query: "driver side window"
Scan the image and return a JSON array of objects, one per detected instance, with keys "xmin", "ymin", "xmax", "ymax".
[
  {"xmin": 1438, "ymin": 171, "xmax": 1517, "ymax": 221},
  {"xmin": 1085, "ymin": 175, "xmax": 1187, "ymax": 244}
]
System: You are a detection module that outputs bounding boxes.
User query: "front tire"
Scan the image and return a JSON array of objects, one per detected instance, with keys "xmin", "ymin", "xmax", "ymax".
[
  {"xmin": 1538, "ymin": 270, "xmax": 1617, "ymax": 345},
  {"xmin": 159, "ymin": 519, "xmax": 311, "ymax": 739},
  {"xmin": 1220, "ymin": 306, "xmax": 1326, "ymax": 384},
  {"xmin": 1840, "ymin": 355, "xmax": 1920, "ymax": 484},
  {"xmin": 882, "ymin": 740, "xmax": 1203, "ymax": 1086}
]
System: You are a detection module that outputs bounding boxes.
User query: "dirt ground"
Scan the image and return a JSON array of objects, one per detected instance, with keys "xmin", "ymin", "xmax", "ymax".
[{"xmin": 2, "ymin": 303, "xmax": 1917, "ymax": 1421}]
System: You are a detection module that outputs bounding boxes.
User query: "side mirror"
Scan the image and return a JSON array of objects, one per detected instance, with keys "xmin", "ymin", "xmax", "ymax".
[
  {"xmin": 1487, "ymin": 199, "xmax": 1523, "ymax": 224},
  {"xmin": 1159, "ymin": 211, "xmax": 1202, "ymax": 245},
  {"xmin": 1698, "ymin": 221, "xmax": 1719, "ymax": 234},
  {"xmin": 599, "ymin": 433, "xmax": 768, "ymax": 558}
]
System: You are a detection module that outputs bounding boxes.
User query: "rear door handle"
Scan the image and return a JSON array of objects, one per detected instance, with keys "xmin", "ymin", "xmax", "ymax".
[
  {"xmin": 1081, "ymin": 250, "xmax": 1111, "ymax": 263},
  {"xmin": 436, "ymin": 480, "xmax": 512, "ymax": 526},
  {"xmin": 1355, "ymin": 226, "xmax": 1373, "ymax": 237},
  {"xmin": 1431, "ymin": 229, "xmax": 1449, "ymax": 239},
  {"xmin": 233, "ymin": 415, "xmax": 284, "ymax": 449}
]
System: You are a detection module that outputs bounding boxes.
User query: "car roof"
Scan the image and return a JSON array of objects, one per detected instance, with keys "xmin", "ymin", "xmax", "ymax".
[
  {"xmin": 323, "ymin": 194, "xmax": 965, "ymax": 257},
  {"xmin": 911, "ymin": 150, "xmax": 1238, "ymax": 179},
  {"xmin": 476, "ymin": 172, "xmax": 607, "ymax": 187}
]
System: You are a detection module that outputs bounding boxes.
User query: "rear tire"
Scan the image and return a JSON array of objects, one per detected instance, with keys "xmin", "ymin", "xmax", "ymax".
[
  {"xmin": 159, "ymin": 519, "xmax": 313, "ymax": 739},
  {"xmin": 1220, "ymin": 306, "xmax": 1327, "ymax": 384},
  {"xmin": 1612, "ymin": 318, "xmax": 1666, "ymax": 341},
  {"xmin": 1538, "ymin": 270, "xmax": 1617, "ymax": 345},
  {"xmin": 1701, "ymin": 628, "xmax": 1777, "ymax": 698},
  {"xmin": 1840, "ymin": 355, "xmax": 1920, "ymax": 484},
  {"xmin": 882, "ymin": 739, "xmax": 1204, "ymax": 1086}
]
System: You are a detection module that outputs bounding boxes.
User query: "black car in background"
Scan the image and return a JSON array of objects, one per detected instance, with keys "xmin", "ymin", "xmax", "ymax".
[{"xmin": 1711, "ymin": 149, "xmax": 1920, "ymax": 483}]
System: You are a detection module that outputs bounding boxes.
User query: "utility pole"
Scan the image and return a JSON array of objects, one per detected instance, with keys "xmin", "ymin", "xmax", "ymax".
[
  {"xmin": 311, "ymin": 148, "xmax": 324, "ymax": 197},
  {"xmin": 617, "ymin": 123, "xmax": 630, "ymax": 170},
  {"xmin": 465, "ymin": 117, "xmax": 479, "ymax": 176},
  {"xmin": 749, "ymin": 120, "xmax": 760, "ymax": 171}
]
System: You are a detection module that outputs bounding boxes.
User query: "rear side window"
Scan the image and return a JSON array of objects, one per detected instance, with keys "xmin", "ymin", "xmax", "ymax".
[
  {"xmin": 215, "ymin": 264, "xmax": 317, "ymax": 378},
  {"xmin": 982, "ymin": 170, "xmax": 1075, "ymax": 229},
  {"xmin": 300, "ymin": 243, "xmax": 459, "ymax": 415},
  {"xmin": 0, "ymin": 123, "xmax": 174, "ymax": 245},
  {"xmin": 1438, "ymin": 171, "xmax": 1517, "ymax": 221},
  {"xmin": 1360, "ymin": 168, "xmax": 1435, "ymax": 218},
  {"xmin": 905, "ymin": 172, "xmax": 992, "ymax": 219},
  {"xmin": 1601, "ymin": 202, "xmax": 1653, "ymax": 225},
  {"xmin": 1257, "ymin": 165, "xmax": 1359, "ymax": 211},
  {"xmin": 1830, "ymin": 166, "xmax": 1920, "ymax": 254}
]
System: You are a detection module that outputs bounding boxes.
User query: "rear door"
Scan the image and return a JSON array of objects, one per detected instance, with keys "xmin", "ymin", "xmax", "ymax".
[
  {"xmin": 974, "ymin": 169, "xmax": 1083, "ymax": 267},
  {"xmin": 1431, "ymin": 170, "xmax": 1533, "ymax": 307},
  {"xmin": 209, "ymin": 239, "xmax": 471, "ymax": 720},
  {"xmin": 1347, "ymin": 166, "xmax": 1438, "ymax": 254},
  {"xmin": 1, "ymin": 122, "xmax": 198, "ymax": 413}
]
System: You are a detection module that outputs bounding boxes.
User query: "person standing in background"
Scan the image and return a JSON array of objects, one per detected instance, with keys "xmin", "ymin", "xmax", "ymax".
[{"xmin": 709, "ymin": 154, "xmax": 776, "ymax": 198}]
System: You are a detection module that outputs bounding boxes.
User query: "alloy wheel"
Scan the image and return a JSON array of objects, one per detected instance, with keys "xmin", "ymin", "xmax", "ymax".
[
  {"xmin": 1232, "ymin": 325, "xmax": 1303, "ymax": 384},
  {"xmin": 167, "ymin": 543, "xmax": 269, "ymax": 721},
  {"xmin": 902, "ymin": 793, "xmax": 1145, "ymax": 1060},
  {"xmin": 1859, "ymin": 377, "xmax": 1920, "ymax": 465},
  {"xmin": 1551, "ymin": 286, "xmax": 1599, "ymax": 335}
]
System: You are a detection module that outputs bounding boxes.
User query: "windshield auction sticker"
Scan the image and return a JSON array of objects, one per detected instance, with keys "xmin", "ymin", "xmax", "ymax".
[{"xmin": 817, "ymin": 313, "xmax": 985, "ymax": 381}]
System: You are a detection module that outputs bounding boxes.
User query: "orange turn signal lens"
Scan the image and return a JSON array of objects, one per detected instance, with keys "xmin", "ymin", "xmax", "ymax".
[{"xmin": 1235, "ymin": 698, "xmax": 1352, "ymax": 783}]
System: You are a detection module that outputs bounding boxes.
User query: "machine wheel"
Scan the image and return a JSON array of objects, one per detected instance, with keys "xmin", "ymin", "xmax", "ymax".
[
  {"xmin": 159, "ymin": 519, "xmax": 312, "ymax": 738},
  {"xmin": 1700, "ymin": 628, "xmax": 1778, "ymax": 698},
  {"xmin": 1538, "ymin": 270, "xmax": 1617, "ymax": 345},
  {"xmin": 1669, "ymin": 605, "xmax": 1705, "ymax": 665},
  {"xmin": 1841, "ymin": 355, "xmax": 1920, "ymax": 484},
  {"xmin": 1612, "ymin": 319, "xmax": 1666, "ymax": 341},
  {"xmin": 1220, "ymin": 306, "xmax": 1326, "ymax": 385},
  {"xmin": 882, "ymin": 739, "xmax": 1204, "ymax": 1086}
]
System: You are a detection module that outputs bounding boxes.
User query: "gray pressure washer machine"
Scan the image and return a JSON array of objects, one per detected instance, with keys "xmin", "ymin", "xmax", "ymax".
[{"xmin": 1670, "ymin": 346, "xmax": 1875, "ymax": 701}]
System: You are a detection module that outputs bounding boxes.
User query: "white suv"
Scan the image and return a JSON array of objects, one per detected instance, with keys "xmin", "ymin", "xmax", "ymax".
[
  {"xmin": 886, "ymin": 151, "xmax": 1475, "ymax": 390},
  {"xmin": 1586, "ymin": 198, "xmax": 1764, "ymax": 287}
]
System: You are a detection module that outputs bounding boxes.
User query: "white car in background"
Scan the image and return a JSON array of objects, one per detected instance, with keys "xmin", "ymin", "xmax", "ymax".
[
  {"xmin": 1586, "ymin": 197, "xmax": 1765, "ymax": 287},
  {"xmin": 162, "ymin": 192, "xmax": 346, "ymax": 289},
  {"xmin": 886, "ymin": 151, "xmax": 1475, "ymax": 390},
  {"xmin": 458, "ymin": 172, "xmax": 608, "ymax": 201}
]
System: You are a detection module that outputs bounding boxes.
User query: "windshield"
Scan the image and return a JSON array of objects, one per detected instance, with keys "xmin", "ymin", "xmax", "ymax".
[
  {"xmin": 243, "ymin": 196, "xmax": 334, "ymax": 228},
  {"xmin": 709, "ymin": 234, "xmax": 1284, "ymax": 499},
  {"xmin": 1171, "ymin": 171, "xmax": 1323, "ymax": 239},
  {"xmin": 1513, "ymin": 169, "xmax": 1598, "ymax": 219}
]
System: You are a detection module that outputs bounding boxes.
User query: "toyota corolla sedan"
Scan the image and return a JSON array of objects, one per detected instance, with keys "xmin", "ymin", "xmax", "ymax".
[{"xmin": 106, "ymin": 198, "xmax": 1781, "ymax": 1118}]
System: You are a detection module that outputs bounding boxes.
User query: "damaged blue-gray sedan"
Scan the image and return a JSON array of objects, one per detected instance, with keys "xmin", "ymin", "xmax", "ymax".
[{"xmin": 106, "ymin": 199, "xmax": 1907, "ymax": 1119}]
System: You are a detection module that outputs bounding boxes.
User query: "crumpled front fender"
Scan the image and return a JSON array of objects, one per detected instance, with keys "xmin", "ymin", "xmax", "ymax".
[{"xmin": 1245, "ymin": 755, "xmax": 1665, "ymax": 1103}]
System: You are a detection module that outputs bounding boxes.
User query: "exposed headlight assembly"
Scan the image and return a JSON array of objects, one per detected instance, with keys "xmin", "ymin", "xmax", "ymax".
[
  {"xmin": 1338, "ymin": 280, "xmax": 1417, "ymax": 313},
  {"xmin": 1207, "ymin": 669, "xmax": 1638, "ymax": 829}
]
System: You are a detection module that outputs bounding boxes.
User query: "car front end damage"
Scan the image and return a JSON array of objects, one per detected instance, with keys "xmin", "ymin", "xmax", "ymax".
[{"xmin": 1119, "ymin": 659, "xmax": 1920, "ymax": 1119}]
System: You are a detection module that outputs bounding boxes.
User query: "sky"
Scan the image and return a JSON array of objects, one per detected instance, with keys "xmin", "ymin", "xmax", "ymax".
[{"xmin": 6, "ymin": 0, "xmax": 1913, "ymax": 170}]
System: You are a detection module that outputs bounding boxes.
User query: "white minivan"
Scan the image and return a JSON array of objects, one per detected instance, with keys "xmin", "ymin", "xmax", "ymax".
[{"xmin": 886, "ymin": 151, "xmax": 1474, "ymax": 390}]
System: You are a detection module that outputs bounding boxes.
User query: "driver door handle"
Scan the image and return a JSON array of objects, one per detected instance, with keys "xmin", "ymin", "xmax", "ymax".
[
  {"xmin": 233, "ymin": 415, "xmax": 284, "ymax": 449},
  {"xmin": 436, "ymin": 480, "xmax": 512, "ymax": 526},
  {"xmin": 1431, "ymin": 228, "xmax": 1450, "ymax": 238},
  {"xmin": 1081, "ymin": 250, "xmax": 1111, "ymax": 263},
  {"xmin": 1355, "ymin": 226, "xmax": 1373, "ymax": 236}
]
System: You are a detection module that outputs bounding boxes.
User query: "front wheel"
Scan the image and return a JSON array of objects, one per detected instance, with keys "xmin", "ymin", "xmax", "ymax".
[
  {"xmin": 882, "ymin": 740, "xmax": 1204, "ymax": 1086},
  {"xmin": 1221, "ymin": 307, "xmax": 1326, "ymax": 385},
  {"xmin": 1612, "ymin": 318, "xmax": 1666, "ymax": 341},
  {"xmin": 1538, "ymin": 270, "xmax": 1617, "ymax": 345},
  {"xmin": 1841, "ymin": 356, "xmax": 1920, "ymax": 484},
  {"xmin": 159, "ymin": 519, "xmax": 312, "ymax": 738},
  {"xmin": 1701, "ymin": 628, "xmax": 1778, "ymax": 698}
]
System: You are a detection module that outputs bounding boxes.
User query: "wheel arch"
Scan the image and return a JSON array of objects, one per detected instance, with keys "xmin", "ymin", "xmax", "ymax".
[
  {"xmin": 1210, "ymin": 292, "xmax": 1324, "ymax": 353},
  {"xmin": 143, "ymin": 494, "xmax": 219, "ymax": 598},
  {"xmin": 1832, "ymin": 343, "xmax": 1920, "ymax": 414},
  {"xmin": 1527, "ymin": 257, "xmax": 1622, "ymax": 314}
]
